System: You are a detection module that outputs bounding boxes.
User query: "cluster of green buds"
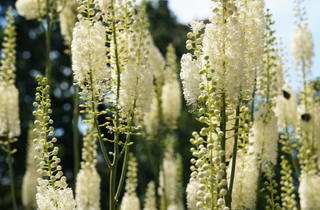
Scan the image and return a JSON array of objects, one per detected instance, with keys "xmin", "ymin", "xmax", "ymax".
[
  {"xmin": 280, "ymin": 156, "xmax": 297, "ymax": 210},
  {"xmin": 258, "ymin": 9, "xmax": 279, "ymax": 106},
  {"xmin": 264, "ymin": 163, "xmax": 281, "ymax": 210},
  {"xmin": 32, "ymin": 76, "xmax": 67, "ymax": 189}
]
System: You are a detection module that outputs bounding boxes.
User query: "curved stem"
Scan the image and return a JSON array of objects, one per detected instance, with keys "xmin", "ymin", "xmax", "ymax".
[
  {"xmin": 7, "ymin": 140, "xmax": 17, "ymax": 210},
  {"xmin": 115, "ymin": 108, "xmax": 135, "ymax": 201},
  {"xmin": 89, "ymin": 73, "xmax": 112, "ymax": 168}
]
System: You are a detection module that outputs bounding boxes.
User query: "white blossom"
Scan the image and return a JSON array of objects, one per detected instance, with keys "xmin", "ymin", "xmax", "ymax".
[
  {"xmin": 290, "ymin": 24, "xmax": 314, "ymax": 69},
  {"xmin": 203, "ymin": 14, "xmax": 246, "ymax": 103},
  {"xmin": 180, "ymin": 53, "xmax": 202, "ymax": 106},
  {"xmin": 76, "ymin": 167, "xmax": 101, "ymax": 210},
  {"xmin": 228, "ymin": 154, "xmax": 259, "ymax": 209},
  {"xmin": 143, "ymin": 181, "xmax": 157, "ymax": 210},
  {"xmin": 36, "ymin": 179, "xmax": 76, "ymax": 210},
  {"xmin": 299, "ymin": 174, "xmax": 320, "ymax": 210},
  {"xmin": 189, "ymin": 20, "xmax": 205, "ymax": 35},
  {"xmin": 273, "ymin": 87, "xmax": 297, "ymax": 129},
  {"xmin": 22, "ymin": 170, "xmax": 39, "ymax": 208},
  {"xmin": 250, "ymin": 103, "xmax": 278, "ymax": 165},
  {"xmin": 119, "ymin": 64, "xmax": 153, "ymax": 119},
  {"xmin": 15, "ymin": 0, "xmax": 39, "ymax": 20},
  {"xmin": 186, "ymin": 180, "xmax": 200, "ymax": 210},
  {"xmin": 237, "ymin": 0, "xmax": 265, "ymax": 90},
  {"xmin": 143, "ymin": 91, "xmax": 159, "ymax": 135},
  {"xmin": 71, "ymin": 20, "xmax": 107, "ymax": 87},
  {"xmin": 0, "ymin": 84, "xmax": 20, "ymax": 138},
  {"xmin": 22, "ymin": 124, "xmax": 42, "ymax": 208},
  {"xmin": 162, "ymin": 78, "xmax": 181, "ymax": 125},
  {"xmin": 120, "ymin": 193, "xmax": 140, "ymax": 210},
  {"xmin": 145, "ymin": 33, "xmax": 166, "ymax": 81},
  {"xmin": 168, "ymin": 201, "xmax": 185, "ymax": 210},
  {"xmin": 159, "ymin": 151, "xmax": 177, "ymax": 203}
]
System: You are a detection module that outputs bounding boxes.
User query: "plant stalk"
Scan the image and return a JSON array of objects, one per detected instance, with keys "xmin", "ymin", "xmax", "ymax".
[
  {"xmin": 227, "ymin": 104, "xmax": 240, "ymax": 208},
  {"xmin": 73, "ymin": 85, "xmax": 80, "ymax": 179},
  {"xmin": 7, "ymin": 139, "xmax": 17, "ymax": 210}
]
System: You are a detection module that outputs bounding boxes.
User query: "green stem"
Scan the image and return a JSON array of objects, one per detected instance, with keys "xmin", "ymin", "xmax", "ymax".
[
  {"xmin": 291, "ymin": 151, "xmax": 300, "ymax": 178},
  {"xmin": 7, "ymin": 139, "xmax": 17, "ymax": 210},
  {"xmin": 114, "ymin": 140, "xmax": 130, "ymax": 202},
  {"xmin": 89, "ymin": 71, "xmax": 112, "ymax": 168},
  {"xmin": 254, "ymin": 162, "xmax": 263, "ymax": 210},
  {"xmin": 251, "ymin": 70, "xmax": 257, "ymax": 122},
  {"xmin": 285, "ymin": 126, "xmax": 300, "ymax": 177},
  {"xmin": 73, "ymin": 85, "xmax": 80, "ymax": 179},
  {"xmin": 227, "ymin": 104, "xmax": 240, "ymax": 208},
  {"xmin": 115, "ymin": 109, "xmax": 135, "ymax": 201}
]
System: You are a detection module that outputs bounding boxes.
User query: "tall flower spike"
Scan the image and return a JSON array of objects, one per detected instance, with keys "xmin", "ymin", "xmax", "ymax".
[
  {"xmin": 274, "ymin": 87, "xmax": 297, "ymax": 129},
  {"xmin": 76, "ymin": 119, "xmax": 101, "ymax": 210},
  {"xmin": 143, "ymin": 181, "xmax": 157, "ymax": 210},
  {"xmin": 118, "ymin": 6, "xmax": 153, "ymax": 122},
  {"xmin": 159, "ymin": 149, "xmax": 177, "ymax": 206},
  {"xmin": 0, "ymin": 6, "xmax": 20, "ymax": 139},
  {"xmin": 256, "ymin": 10, "xmax": 279, "ymax": 106},
  {"xmin": 167, "ymin": 153, "xmax": 185, "ymax": 210},
  {"xmin": 280, "ymin": 156, "xmax": 297, "ymax": 210},
  {"xmin": 143, "ymin": 91, "xmax": 160, "ymax": 135},
  {"xmin": 227, "ymin": 153, "xmax": 259, "ymax": 209},
  {"xmin": 264, "ymin": 163, "xmax": 281, "ymax": 210},
  {"xmin": 120, "ymin": 153, "xmax": 140, "ymax": 210},
  {"xmin": 72, "ymin": 19, "xmax": 108, "ymax": 91},
  {"xmin": 291, "ymin": 0, "xmax": 314, "ymax": 71},
  {"xmin": 162, "ymin": 44, "xmax": 181, "ymax": 127},
  {"xmin": 22, "ymin": 122, "xmax": 42, "ymax": 209},
  {"xmin": 202, "ymin": 9, "xmax": 246, "ymax": 104},
  {"xmin": 236, "ymin": 0, "xmax": 265, "ymax": 92},
  {"xmin": 299, "ymin": 173, "xmax": 320, "ymax": 210},
  {"xmin": 250, "ymin": 102, "xmax": 278, "ymax": 165},
  {"xmin": 32, "ymin": 76, "xmax": 76, "ymax": 210}
]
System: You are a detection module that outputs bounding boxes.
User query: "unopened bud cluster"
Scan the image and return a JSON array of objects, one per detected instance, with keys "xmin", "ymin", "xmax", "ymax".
[{"xmin": 32, "ymin": 76, "xmax": 67, "ymax": 189}]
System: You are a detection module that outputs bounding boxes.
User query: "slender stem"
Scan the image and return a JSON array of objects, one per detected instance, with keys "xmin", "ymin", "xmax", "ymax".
[
  {"xmin": 227, "ymin": 104, "xmax": 240, "ymax": 208},
  {"xmin": 254, "ymin": 162, "xmax": 263, "ymax": 210},
  {"xmin": 285, "ymin": 126, "xmax": 300, "ymax": 177},
  {"xmin": 291, "ymin": 151, "xmax": 300, "ymax": 177},
  {"xmin": 251, "ymin": 70, "xmax": 257, "ymax": 122},
  {"xmin": 115, "ymin": 110, "xmax": 135, "ymax": 201},
  {"xmin": 7, "ymin": 139, "xmax": 17, "ymax": 210},
  {"xmin": 73, "ymin": 85, "xmax": 80, "ymax": 179},
  {"xmin": 89, "ymin": 74, "xmax": 111, "ymax": 168}
]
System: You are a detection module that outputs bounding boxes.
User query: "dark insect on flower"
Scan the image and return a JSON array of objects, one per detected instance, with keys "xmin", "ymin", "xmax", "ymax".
[
  {"xmin": 301, "ymin": 113, "xmax": 311, "ymax": 122},
  {"xmin": 283, "ymin": 90, "xmax": 291, "ymax": 100}
]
